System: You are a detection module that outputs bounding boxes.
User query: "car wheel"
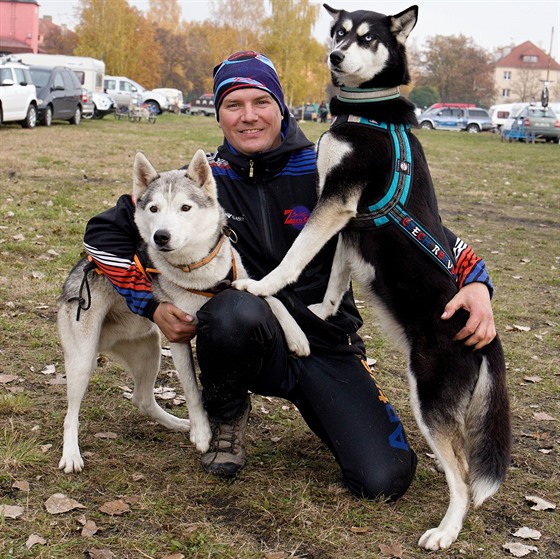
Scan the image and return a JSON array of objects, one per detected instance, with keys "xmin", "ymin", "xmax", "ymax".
[
  {"xmin": 41, "ymin": 106, "xmax": 53, "ymax": 127},
  {"xmin": 70, "ymin": 106, "xmax": 81, "ymax": 125},
  {"xmin": 467, "ymin": 123, "xmax": 480, "ymax": 133},
  {"xmin": 420, "ymin": 121, "xmax": 433, "ymax": 130},
  {"xmin": 82, "ymin": 109, "xmax": 94, "ymax": 120},
  {"xmin": 22, "ymin": 104, "xmax": 37, "ymax": 128},
  {"xmin": 144, "ymin": 100, "xmax": 160, "ymax": 115}
]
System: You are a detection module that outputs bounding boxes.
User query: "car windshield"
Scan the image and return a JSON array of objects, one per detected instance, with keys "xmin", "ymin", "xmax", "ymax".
[
  {"xmin": 29, "ymin": 68, "xmax": 51, "ymax": 88},
  {"xmin": 527, "ymin": 107, "xmax": 554, "ymax": 118}
]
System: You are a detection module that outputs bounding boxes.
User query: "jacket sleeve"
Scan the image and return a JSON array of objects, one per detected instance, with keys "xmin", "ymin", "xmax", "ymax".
[
  {"xmin": 443, "ymin": 226, "xmax": 494, "ymax": 297},
  {"xmin": 83, "ymin": 194, "xmax": 160, "ymax": 320}
]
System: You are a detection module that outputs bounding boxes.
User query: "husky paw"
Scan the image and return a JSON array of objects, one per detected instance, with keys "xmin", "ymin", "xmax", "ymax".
[
  {"xmin": 233, "ymin": 278, "xmax": 273, "ymax": 297},
  {"xmin": 418, "ymin": 527, "xmax": 458, "ymax": 550},
  {"xmin": 285, "ymin": 333, "xmax": 310, "ymax": 357},
  {"xmin": 190, "ymin": 421, "xmax": 212, "ymax": 453},
  {"xmin": 58, "ymin": 453, "xmax": 84, "ymax": 474}
]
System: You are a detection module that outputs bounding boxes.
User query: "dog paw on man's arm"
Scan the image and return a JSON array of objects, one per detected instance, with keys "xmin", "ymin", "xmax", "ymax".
[
  {"xmin": 441, "ymin": 282, "xmax": 496, "ymax": 350},
  {"xmin": 153, "ymin": 302, "xmax": 197, "ymax": 343}
]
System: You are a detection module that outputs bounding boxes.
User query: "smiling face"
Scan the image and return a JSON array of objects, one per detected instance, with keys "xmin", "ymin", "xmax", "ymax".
[{"xmin": 217, "ymin": 88, "xmax": 283, "ymax": 156}]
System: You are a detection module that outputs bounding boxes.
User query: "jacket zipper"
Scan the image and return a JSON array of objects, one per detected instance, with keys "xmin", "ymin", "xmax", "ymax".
[{"xmin": 249, "ymin": 160, "xmax": 254, "ymax": 178}]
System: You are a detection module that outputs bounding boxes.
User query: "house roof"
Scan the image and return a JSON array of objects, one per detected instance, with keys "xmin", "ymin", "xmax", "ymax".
[
  {"xmin": 0, "ymin": 1, "xmax": 39, "ymax": 4},
  {"xmin": 495, "ymin": 40, "xmax": 560, "ymax": 71},
  {"xmin": 0, "ymin": 36, "xmax": 34, "ymax": 53}
]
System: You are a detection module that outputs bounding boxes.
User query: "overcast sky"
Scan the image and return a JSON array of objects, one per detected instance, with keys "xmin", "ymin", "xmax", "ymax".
[{"xmin": 37, "ymin": 0, "xmax": 559, "ymax": 57}]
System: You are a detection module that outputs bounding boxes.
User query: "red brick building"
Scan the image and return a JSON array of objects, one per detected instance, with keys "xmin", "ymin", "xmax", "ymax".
[{"xmin": 0, "ymin": 0, "xmax": 39, "ymax": 54}]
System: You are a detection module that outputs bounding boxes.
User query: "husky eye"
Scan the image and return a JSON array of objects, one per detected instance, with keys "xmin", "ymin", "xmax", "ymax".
[
  {"xmin": 149, "ymin": 205, "xmax": 158, "ymax": 213},
  {"xmin": 181, "ymin": 204, "xmax": 191, "ymax": 212},
  {"xmin": 363, "ymin": 34, "xmax": 373, "ymax": 42},
  {"xmin": 336, "ymin": 29, "xmax": 346, "ymax": 38}
]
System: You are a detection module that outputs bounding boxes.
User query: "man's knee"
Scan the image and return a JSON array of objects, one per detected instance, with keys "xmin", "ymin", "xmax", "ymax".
[{"xmin": 344, "ymin": 451, "xmax": 418, "ymax": 501}]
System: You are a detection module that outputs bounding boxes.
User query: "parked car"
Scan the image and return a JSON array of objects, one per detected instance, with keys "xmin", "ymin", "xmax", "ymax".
[
  {"xmin": 501, "ymin": 105, "xmax": 560, "ymax": 143},
  {"xmin": 189, "ymin": 93, "xmax": 216, "ymax": 117},
  {"xmin": 151, "ymin": 87, "xmax": 184, "ymax": 113},
  {"xmin": 291, "ymin": 104, "xmax": 318, "ymax": 121},
  {"xmin": 0, "ymin": 56, "xmax": 38, "ymax": 128},
  {"xmin": 418, "ymin": 106, "xmax": 493, "ymax": 133},
  {"xmin": 103, "ymin": 76, "xmax": 170, "ymax": 114},
  {"xmin": 28, "ymin": 65, "xmax": 83, "ymax": 126}
]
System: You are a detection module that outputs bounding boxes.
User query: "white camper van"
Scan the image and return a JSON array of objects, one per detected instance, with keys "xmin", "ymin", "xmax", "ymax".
[{"xmin": 17, "ymin": 53, "xmax": 114, "ymax": 118}]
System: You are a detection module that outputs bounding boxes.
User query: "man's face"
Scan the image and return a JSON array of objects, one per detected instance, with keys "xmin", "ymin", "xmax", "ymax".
[{"xmin": 218, "ymin": 89, "xmax": 283, "ymax": 156}]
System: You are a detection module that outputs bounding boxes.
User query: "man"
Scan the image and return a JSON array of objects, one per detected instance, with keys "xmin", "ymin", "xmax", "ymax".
[{"xmin": 84, "ymin": 51, "xmax": 495, "ymax": 500}]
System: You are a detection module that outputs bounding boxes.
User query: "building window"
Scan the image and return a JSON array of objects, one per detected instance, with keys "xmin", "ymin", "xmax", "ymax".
[
  {"xmin": 503, "ymin": 71, "xmax": 512, "ymax": 80},
  {"xmin": 522, "ymin": 55, "xmax": 538, "ymax": 63},
  {"xmin": 502, "ymin": 89, "xmax": 510, "ymax": 98}
]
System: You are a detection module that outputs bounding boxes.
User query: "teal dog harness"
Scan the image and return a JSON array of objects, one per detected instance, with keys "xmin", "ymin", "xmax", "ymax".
[{"xmin": 332, "ymin": 115, "xmax": 457, "ymax": 280}]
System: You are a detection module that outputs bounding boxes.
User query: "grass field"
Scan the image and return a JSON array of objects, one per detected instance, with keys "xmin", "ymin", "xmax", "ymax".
[{"xmin": 0, "ymin": 114, "xmax": 558, "ymax": 559}]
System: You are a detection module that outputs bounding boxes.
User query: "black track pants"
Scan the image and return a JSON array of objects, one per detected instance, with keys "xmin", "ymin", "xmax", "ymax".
[{"xmin": 196, "ymin": 289, "xmax": 417, "ymax": 500}]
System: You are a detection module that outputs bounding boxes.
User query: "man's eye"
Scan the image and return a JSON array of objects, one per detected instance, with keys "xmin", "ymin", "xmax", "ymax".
[
  {"xmin": 149, "ymin": 206, "xmax": 158, "ymax": 213},
  {"xmin": 181, "ymin": 204, "xmax": 191, "ymax": 212}
]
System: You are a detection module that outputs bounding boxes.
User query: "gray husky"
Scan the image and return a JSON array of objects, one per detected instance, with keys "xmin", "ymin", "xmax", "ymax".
[
  {"xmin": 235, "ymin": 4, "xmax": 510, "ymax": 551},
  {"xmin": 57, "ymin": 149, "xmax": 309, "ymax": 474}
]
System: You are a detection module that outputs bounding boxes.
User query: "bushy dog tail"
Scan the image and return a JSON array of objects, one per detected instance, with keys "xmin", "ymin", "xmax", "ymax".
[{"xmin": 465, "ymin": 337, "xmax": 511, "ymax": 507}]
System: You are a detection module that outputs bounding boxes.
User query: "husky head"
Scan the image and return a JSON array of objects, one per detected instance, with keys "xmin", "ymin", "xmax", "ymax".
[
  {"xmin": 133, "ymin": 149, "xmax": 225, "ymax": 256},
  {"xmin": 324, "ymin": 4, "xmax": 417, "ymax": 88}
]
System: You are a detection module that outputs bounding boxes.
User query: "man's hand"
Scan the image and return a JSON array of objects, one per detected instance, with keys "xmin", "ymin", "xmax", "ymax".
[
  {"xmin": 153, "ymin": 302, "xmax": 197, "ymax": 343},
  {"xmin": 441, "ymin": 282, "xmax": 496, "ymax": 350}
]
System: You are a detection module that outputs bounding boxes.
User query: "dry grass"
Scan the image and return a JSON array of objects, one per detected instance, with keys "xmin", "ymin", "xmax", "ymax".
[{"xmin": 0, "ymin": 115, "xmax": 558, "ymax": 558}]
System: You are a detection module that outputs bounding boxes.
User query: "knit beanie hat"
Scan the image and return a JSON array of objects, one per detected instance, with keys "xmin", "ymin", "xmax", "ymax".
[{"xmin": 213, "ymin": 51, "xmax": 287, "ymax": 121}]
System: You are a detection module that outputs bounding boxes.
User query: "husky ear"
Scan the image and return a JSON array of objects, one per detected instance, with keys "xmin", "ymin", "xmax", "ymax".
[
  {"xmin": 323, "ymin": 4, "xmax": 340, "ymax": 19},
  {"xmin": 133, "ymin": 152, "xmax": 159, "ymax": 201},
  {"xmin": 187, "ymin": 149, "xmax": 216, "ymax": 197},
  {"xmin": 390, "ymin": 5, "xmax": 418, "ymax": 45}
]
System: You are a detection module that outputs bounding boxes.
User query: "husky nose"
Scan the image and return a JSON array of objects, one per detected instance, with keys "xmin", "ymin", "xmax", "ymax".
[
  {"xmin": 329, "ymin": 50, "xmax": 344, "ymax": 66},
  {"xmin": 153, "ymin": 229, "xmax": 170, "ymax": 247}
]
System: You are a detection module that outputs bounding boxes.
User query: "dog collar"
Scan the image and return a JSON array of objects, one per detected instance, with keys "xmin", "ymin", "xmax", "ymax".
[{"xmin": 336, "ymin": 86, "xmax": 401, "ymax": 104}]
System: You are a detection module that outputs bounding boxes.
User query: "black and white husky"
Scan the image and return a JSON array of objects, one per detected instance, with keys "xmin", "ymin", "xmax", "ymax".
[
  {"xmin": 57, "ymin": 150, "xmax": 309, "ymax": 474},
  {"xmin": 234, "ymin": 5, "xmax": 511, "ymax": 550}
]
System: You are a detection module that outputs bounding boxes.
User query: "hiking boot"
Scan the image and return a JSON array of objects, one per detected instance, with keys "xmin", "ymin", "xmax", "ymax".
[{"xmin": 201, "ymin": 399, "xmax": 251, "ymax": 477}]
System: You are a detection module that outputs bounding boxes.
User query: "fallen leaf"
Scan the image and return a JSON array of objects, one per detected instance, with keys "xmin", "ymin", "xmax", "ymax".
[
  {"xmin": 39, "ymin": 364, "xmax": 56, "ymax": 375},
  {"xmin": 13, "ymin": 233, "xmax": 25, "ymax": 241},
  {"xmin": 26, "ymin": 534, "xmax": 46, "ymax": 549},
  {"xmin": 40, "ymin": 444, "xmax": 52, "ymax": 453},
  {"xmin": 523, "ymin": 376, "xmax": 542, "ymax": 383},
  {"xmin": 0, "ymin": 374, "xmax": 18, "ymax": 383},
  {"xmin": 512, "ymin": 324, "xmax": 531, "ymax": 332},
  {"xmin": 87, "ymin": 549, "xmax": 116, "ymax": 559},
  {"xmin": 32, "ymin": 271, "xmax": 45, "ymax": 279},
  {"xmin": 538, "ymin": 448, "xmax": 552, "ymax": 454},
  {"xmin": 132, "ymin": 473, "xmax": 145, "ymax": 482},
  {"xmin": 379, "ymin": 542, "xmax": 404, "ymax": 557},
  {"xmin": 162, "ymin": 554, "xmax": 185, "ymax": 559},
  {"xmin": 94, "ymin": 432, "xmax": 118, "ymax": 439},
  {"xmin": 525, "ymin": 495, "xmax": 556, "ymax": 511},
  {"xmin": 0, "ymin": 504, "xmax": 25, "ymax": 519},
  {"xmin": 513, "ymin": 527, "xmax": 541, "ymax": 540},
  {"xmin": 45, "ymin": 493, "xmax": 86, "ymax": 514},
  {"xmin": 12, "ymin": 480, "xmax": 30, "ymax": 493},
  {"xmin": 99, "ymin": 499, "xmax": 130, "ymax": 516},
  {"xmin": 503, "ymin": 541, "xmax": 539, "ymax": 557},
  {"xmin": 264, "ymin": 553, "xmax": 287, "ymax": 559},
  {"xmin": 350, "ymin": 526, "xmax": 370, "ymax": 533},
  {"xmin": 47, "ymin": 374, "xmax": 67, "ymax": 385},
  {"xmin": 533, "ymin": 412, "xmax": 557, "ymax": 422},
  {"xmin": 82, "ymin": 519, "xmax": 99, "ymax": 537}
]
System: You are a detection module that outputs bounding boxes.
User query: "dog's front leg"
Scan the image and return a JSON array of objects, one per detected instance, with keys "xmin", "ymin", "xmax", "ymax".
[
  {"xmin": 234, "ymin": 197, "xmax": 357, "ymax": 297},
  {"xmin": 264, "ymin": 296, "xmax": 310, "ymax": 357},
  {"xmin": 308, "ymin": 235, "xmax": 352, "ymax": 319},
  {"xmin": 170, "ymin": 342, "xmax": 211, "ymax": 452}
]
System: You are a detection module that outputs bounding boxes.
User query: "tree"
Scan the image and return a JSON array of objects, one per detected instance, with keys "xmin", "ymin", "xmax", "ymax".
[
  {"xmin": 419, "ymin": 35, "xmax": 496, "ymax": 107},
  {"xmin": 262, "ymin": 0, "xmax": 328, "ymax": 107},
  {"xmin": 408, "ymin": 85, "xmax": 439, "ymax": 110},
  {"xmin": 75, "ymin": 0, "xmax": 162, "ymax": 88},
  {"xmin": 147, "ymin": 0, "xmax": 181, "ymax": 33},
  {"xmin": 209, "ymin": 0, "xmax": 264, "ymax": 52},
  {"xmin": 41, "ymin": 25, "xmax": 78, "ymax": 55},
  {"xmin": 510, "ymin": 68, "xmax": 542, "ymax": 103}
]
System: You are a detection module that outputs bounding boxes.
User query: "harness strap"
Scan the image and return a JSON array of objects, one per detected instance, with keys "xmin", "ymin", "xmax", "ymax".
[
  {"xmin": 66, "ymin": 257, "xmax": 98, "ymax": 321},
  {"xmin": 333, "ymin": 115, "xmax": 456, "ymax": 280}
]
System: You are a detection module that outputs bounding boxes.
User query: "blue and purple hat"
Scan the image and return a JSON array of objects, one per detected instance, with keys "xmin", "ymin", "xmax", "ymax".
[{"xmin": 213, "ymin": 51, "xmax": 287, "ymax": 120}]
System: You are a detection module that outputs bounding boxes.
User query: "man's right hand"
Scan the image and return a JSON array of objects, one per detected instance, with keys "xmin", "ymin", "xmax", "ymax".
[{"xmin": 153, "ymin": 302, "xmax": 197, "ymax": 343}]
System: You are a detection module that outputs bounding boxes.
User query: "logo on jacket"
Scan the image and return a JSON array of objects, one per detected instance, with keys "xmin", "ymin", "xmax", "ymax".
[{"xmin": 284, "ymin": 206, "xmax": 310, "ymax": 230}]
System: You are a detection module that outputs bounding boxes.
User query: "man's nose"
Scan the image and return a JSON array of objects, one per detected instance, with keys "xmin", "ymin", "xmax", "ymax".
[{"xmin": 241, "ymin": 104, "xmax": 258, "ymax": 120}]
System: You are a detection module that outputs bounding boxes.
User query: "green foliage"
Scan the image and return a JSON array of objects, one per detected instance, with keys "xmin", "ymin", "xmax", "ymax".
[{"xmin": 408, "ymin": 84, "xmax": 439, "ymax": 110}]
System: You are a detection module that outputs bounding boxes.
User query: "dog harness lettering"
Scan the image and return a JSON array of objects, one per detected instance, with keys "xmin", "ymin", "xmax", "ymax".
[{"xmin": 334, "ymin": 115, "xmax": 456, "ymax": 280}]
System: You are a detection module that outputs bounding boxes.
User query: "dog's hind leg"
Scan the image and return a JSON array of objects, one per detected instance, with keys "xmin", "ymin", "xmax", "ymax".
[
  {"xmin": 58, "ymin": 311, "xmax": 101, "ymax": 473},
  {"xmin": 170, "ymin": 342, "xmax": 212, "ymax": 452},
  {"xmin": 110, "ymin": 331, "xmax": 192, "ymax": 433},
  {"xmin": 409, "ymin": 374, "xmax": 471, "ymax": 550}
]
